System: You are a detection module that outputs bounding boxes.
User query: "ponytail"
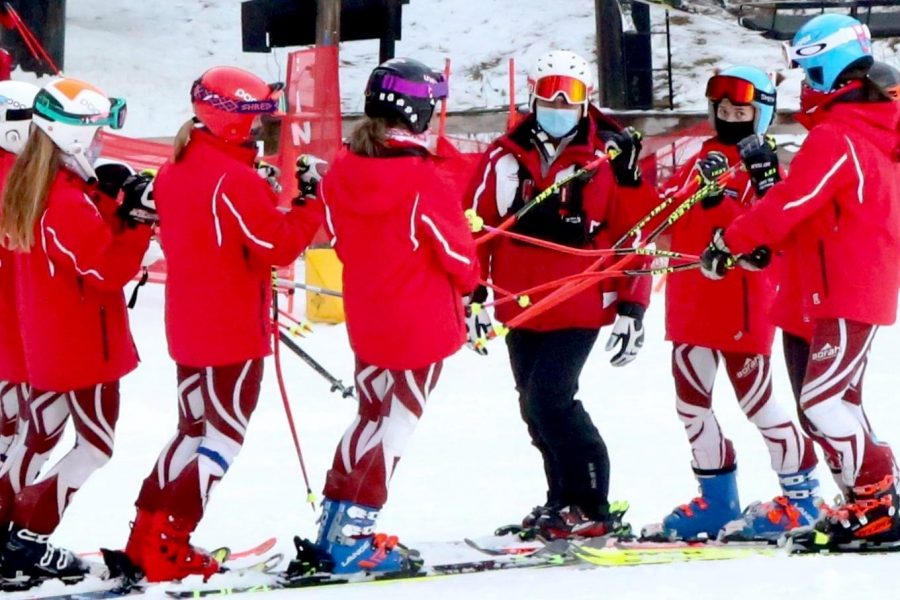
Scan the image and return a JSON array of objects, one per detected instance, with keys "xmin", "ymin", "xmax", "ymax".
[
  {"xmin": 172, "ymin": 118, "xmax": 196, "ymax": 163},
  {"xmin": 0, "ymin": 128, "xmax": 59, "ymax": 251}
]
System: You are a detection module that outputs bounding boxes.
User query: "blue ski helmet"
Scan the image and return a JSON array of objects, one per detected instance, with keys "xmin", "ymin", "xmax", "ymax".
[
  {"xmin": 788, "ymin": 14, "xmax": 873, "ymax": 93},
  {"xmin": 706, "ymin": 66, "xmax": 776, "ymax": 136}
]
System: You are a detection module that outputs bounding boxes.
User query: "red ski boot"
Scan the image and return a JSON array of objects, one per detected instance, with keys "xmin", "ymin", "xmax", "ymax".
[{"xmin": 138, "ymin": 512, "xmax": 220, "ymax": 582}]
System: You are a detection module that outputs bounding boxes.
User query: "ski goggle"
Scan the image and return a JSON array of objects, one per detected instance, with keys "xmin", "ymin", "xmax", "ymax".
[
  {"xmin": 379, "ymin": 73, "xmax": 448, "ymax": 100},
  {"xmin": 782, "ymin": 24, "xmax": 872, "ymax": 69},
  {"xmin": 705, "ymin": 75, "xmax": 775, "ymax": 106},
  {"xmin": 190, "ymin": 80, "xmax": 284, "ymax": 114},
  {"xmin": 531, "ymin": 75, "xmax": 589, "ymax": 104},
  {"xmin": 34, "ymin": 90, "xmax": 127, "ymax": 130}
]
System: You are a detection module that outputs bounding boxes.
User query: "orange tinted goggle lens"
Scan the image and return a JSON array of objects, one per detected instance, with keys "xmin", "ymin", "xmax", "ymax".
[
  {"xmin": 706, "ymin": 75, "xmax": 756, "ymax": 105},
  {"xmin": 533, "ymin": 75, "xmax": 588, "ymax": 103}
]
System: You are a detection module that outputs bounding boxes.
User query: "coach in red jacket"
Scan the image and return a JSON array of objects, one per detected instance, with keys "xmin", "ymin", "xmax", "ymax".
[
  {"xmin": 123, "ymin": 67, "xmax": 322, "ymax": 583},
  {"xmin": 702, "ymin": 18, "xmax": 900, "ymax": 547},
  {"xmin": 469, "ymin": 51, "xmax": 657, "ymax": 541}
]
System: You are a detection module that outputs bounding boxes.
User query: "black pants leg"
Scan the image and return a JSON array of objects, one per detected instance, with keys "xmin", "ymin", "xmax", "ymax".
[{"xmin": 506, "ymin": 328, "xmax": 609, "ymax": 519}]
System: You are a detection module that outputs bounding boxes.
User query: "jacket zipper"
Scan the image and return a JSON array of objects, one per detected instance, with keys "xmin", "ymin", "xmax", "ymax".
[
  {"xmin": 817, "ymin": 240, "xmax": 830, "ymax": 298},
  {"xmin": 99, "ymin": 305, "xmax": 110, "ymax": 362}
]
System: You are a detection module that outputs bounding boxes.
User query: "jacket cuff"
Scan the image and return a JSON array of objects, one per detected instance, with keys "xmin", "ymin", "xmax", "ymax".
[{"xmin": 616, "ymin": 301, "xmax": 646, "ymax": 320}]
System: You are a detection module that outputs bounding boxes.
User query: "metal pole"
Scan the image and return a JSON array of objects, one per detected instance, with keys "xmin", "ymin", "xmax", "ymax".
[
  {"xmin": 666, "ymin": 9, "xmax": 674, "ymax": 109},
  {"xmin": 316, "ymin": 0, "xmax": 340, "ymax": 47}
]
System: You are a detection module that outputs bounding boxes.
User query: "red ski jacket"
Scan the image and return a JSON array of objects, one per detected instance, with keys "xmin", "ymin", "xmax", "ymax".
[
  {"xmin": 15, "ymin": 169, "xmax": 151, "ymax": 391},
  {"xmin": 154, "ymin": 128, "xmax": 322, "ymax": 368},
  {"xmin": 662, "ymin": 139, "xmax": 776, "ymax": 355},
  {"xmin": 725, "ymin": 101, "xmax": 900, "ymax": 327},
  {"xmin": 321, "ymin": 138, "xmax": 479, "ymax": 371},
  {"xmin": 0, "ymin": 150, "xmax": 26, "ymax": 383},
  {"xmin": 470, "ymin": 111, "xmax": 657, "ymax": 332}
]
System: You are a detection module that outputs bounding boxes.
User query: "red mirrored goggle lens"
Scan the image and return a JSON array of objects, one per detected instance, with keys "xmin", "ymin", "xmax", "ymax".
[
  {"xmin": 706, "ymin": 75, "xmax": 757, "ymax": 105},
  {"xmin": 532, "ymin": 75, "xmax": 588, "ymax": 104}
]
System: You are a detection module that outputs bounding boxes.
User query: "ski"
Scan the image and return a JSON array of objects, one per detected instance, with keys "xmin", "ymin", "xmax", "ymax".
[
  {"xmin": 784, "ymin": 527, "xmax": 900, "ymax": 555},
  {"xmin": 17, "ymin": 546, "xmax": 284, "ymax": 600}
]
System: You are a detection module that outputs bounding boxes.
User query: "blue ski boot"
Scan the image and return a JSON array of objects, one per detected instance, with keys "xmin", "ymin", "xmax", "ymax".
[
  {"xmin": 641, "ymin": 467, "xmax": 741, "ymax": 541},
  {"xmin": 721, "ymin": 467, "xmax": 822, "ymax": 542},
  {"xmin": 312, "ymin": 498, "xmax": 421, "ymax": 575}
]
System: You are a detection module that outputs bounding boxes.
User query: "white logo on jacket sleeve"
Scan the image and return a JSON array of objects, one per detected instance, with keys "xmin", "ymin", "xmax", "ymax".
[{"xmin": 495, "ymin": 153, "xmax": 520, "ymax": 218}]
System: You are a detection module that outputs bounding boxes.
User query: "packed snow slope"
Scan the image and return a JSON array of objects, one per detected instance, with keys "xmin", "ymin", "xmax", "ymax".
[
  {"xmin": 19, "ymin": 277, "xmax": 900, "ymax": 600},
  {"xmin": 12, "ymin": 0, "xmax": 894, "ymax": 138}
]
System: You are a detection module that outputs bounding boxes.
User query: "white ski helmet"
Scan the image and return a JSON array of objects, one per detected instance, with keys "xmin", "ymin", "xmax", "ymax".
[
  {"xmin": 32, "ymin": 77, "xmax": 126, "ymax": 181},
  {"xmin": 528, "ymin": 50, "xmax": 595, "ymax": 110},
  {"xmin": 0, "ymin": 80, "xmax": 38, "ymax": 155}
]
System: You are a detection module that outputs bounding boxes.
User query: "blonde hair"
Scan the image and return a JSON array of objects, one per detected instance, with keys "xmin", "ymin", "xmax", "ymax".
[
  {"xmin": 0, "ymin": 128, "xmax": 60, "ymax": 251},
  {"xmin": 349, "ymin": 117, "xmax": 394, "ymax": 157},
  {"xmin": 172, "ymin": 118, "xmax": 196, "ymax": 162}
]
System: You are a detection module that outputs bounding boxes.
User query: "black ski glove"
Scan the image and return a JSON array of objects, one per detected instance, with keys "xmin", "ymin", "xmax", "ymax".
[
  {"xmin": 117, "ymin": 172, "xmax": 158, "ymax": 228},
  {"xmin": 696, "ymin": 151, "xmax": 729, "ymax": 209},
  {"xmin": 600, "ymin": 127, "xmax": 643, "ymax": 188},
  {"xmin": 256, "ymin": 161, "xmax": 282, "ymax": 194},
  {"xmin": 95, "ymin": 161, "xmax": 135, "ymax": 199},
  {"xmin": 700, "ymin": 228, "xmax": 771, "ymax": 280},
  {"xmin": 738, "ymin": 134, "xmax": 780, "ymax": 197}
]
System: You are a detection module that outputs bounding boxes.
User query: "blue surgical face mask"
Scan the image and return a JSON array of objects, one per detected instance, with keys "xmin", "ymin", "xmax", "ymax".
[{"xmin": 535, "ymin": 105, "xmax": 581, "ymax": 139}]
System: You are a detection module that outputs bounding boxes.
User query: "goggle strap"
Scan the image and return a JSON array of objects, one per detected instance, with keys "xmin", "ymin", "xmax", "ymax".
[{"xmin": 380, "ymin": 74, "xmax": 448, "ymax": 100}]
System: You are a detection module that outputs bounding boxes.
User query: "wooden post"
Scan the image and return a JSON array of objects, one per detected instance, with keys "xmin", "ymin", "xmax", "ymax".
[
  {"xmin": 316, "ymin": 0, "xmax": 341, "ymax": 47},
  {"xmin": 595, "ymin": 0, "xmax": 626, "ymax": 109}
]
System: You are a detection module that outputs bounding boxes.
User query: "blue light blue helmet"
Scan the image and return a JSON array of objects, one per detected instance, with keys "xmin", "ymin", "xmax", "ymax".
[
  {"xmin": 706, "ymin": 65, "xmax": 776, "ymax": 136},
  {"xmin": 788, "ymin": 14, "xmax": 873, "ymax": 93}
]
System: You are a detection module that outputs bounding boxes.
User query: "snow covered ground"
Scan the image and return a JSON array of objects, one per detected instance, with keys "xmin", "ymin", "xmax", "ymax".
[
  {"xmin": 10, "ymin": 1, "xmax": 895, "ymax": 138},
  {"xmin": 12, "ymin": 273, "xmax": 900, "ymax": 599}
]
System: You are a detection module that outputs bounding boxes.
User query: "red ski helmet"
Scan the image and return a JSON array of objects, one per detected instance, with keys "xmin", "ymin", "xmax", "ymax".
[{"xmin": 190, "ymin": 66, "xmax": 282, "ymax": 144}]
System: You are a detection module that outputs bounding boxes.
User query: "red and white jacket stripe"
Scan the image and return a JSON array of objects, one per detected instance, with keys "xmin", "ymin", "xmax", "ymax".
[
  {"xmin": 14, "ymin": 169, "xmax": 151, "ymax": 391},
  {"xmin": 321, "ymin": 140, "xmax": 478, "ymax": 370},
  {"xmin": 153, "ymin": 128, "xmax": 322, "ymax": 368}
]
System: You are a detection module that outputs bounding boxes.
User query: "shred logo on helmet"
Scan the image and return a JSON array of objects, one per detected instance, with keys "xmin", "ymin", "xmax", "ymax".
[
  {"xmin": 363, "ymin": 57, "xmax": 448, "ymax": 134},
  {"xmin": 191, "ymin": 66, "xmax": 283, "ymax": 145},
  {"xmin": 0, "ymin": 79, "xmax": 38, "ymax": 155},
  {"xmin": 785, "ymin": 14, "xmax": 873, "ymax": 93}
]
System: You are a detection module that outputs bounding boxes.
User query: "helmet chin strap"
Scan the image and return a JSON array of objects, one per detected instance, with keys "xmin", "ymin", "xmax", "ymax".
[{"xmin": 62, "ymin": 144, "xmax": 99, "ymax": 184}]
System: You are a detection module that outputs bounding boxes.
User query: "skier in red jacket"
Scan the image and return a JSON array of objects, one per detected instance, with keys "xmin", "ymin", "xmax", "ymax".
[
  {"xmin": 468, "ymin": 51, "xmax": 658, "ymax": 540},
  {"xmin": 121, "ymin": 67, "xmax": 322, "ymax": 582},
  {"xmin": 291, "ymin": 58, "xmax": 477, "ymax": 576},
  {"xmin": 701, "ymin": 15, "xmax": 900, "ymax": 550},
  {"xmin": 0, "ymin": 80, "xmax": 38, "ymax": 467},
  {"xmin": 0, "ymin": 77, "xmax": 151, "ymax": 586},
  {"xmin": 643, "ymin": 67, "xmax": 819, "ymax": 544}
]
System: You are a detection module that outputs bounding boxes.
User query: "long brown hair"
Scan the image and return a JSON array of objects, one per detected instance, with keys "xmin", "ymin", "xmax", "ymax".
[
  {"xmin": 172, "ymin": 118, "xmax": 196, "ymax": 163},
  {"xmin": 349, "ymin": 117, "xmax": 396, "ymax": 157},
  {"xmin": 0, "ymin": 128, "xmax": 60, "ymax": 251}
]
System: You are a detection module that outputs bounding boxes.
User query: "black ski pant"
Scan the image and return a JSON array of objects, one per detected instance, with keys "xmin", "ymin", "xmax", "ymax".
[{"xmin": 506, "ymin": 327, "xmax": 610, "ymax": 519}]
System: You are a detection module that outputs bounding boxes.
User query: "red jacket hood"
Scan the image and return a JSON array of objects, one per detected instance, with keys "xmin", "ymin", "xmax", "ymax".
[{"xmin": 325, "ymin": 148, "xmax": 430, "ymax": 217}]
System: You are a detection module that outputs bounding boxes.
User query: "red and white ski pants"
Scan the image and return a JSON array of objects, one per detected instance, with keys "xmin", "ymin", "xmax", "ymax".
[
  {"xmin": 0, "ymin": 382, "xmax": 119, "ymax": 534},
  {"xmin": 135, "ymin": 359, "xmax": 262, "ymax": 525},
  {"xmin": 324, "ymin": 358, "xmax": 442, "ymax": 509},
  {"xmin": 798, "ymin": 319, "xmax": 895, "ymax": 490},
  {"xmin": 0, "ymin": 381, "xmax": 28, "ymax": 463},
  {"xmin": 672, "ymin": 344, "xmax": 816, "ymax": 474}
]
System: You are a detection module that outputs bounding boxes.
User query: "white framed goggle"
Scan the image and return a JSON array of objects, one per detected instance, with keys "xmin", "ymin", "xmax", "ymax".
[{"xmin": 781, "ymin": 23, "xmax": 871, "ymax": 69}]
